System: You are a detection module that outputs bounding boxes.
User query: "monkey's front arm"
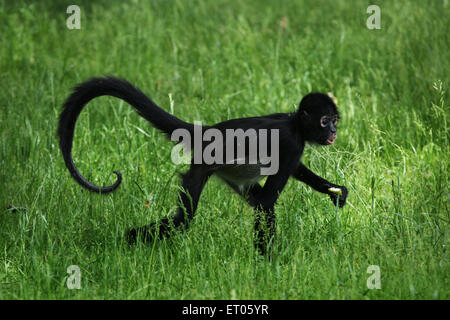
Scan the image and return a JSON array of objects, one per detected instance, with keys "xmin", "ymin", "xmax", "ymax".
[{"xmin": 292, "ymin": 162, "xmax": 348, "ymax": 208}]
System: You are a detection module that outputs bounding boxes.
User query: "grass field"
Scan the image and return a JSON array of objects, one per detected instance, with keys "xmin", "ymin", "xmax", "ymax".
[{"xmin": 0, "ymin": 0, "xmax": 448, "ymax": 299}]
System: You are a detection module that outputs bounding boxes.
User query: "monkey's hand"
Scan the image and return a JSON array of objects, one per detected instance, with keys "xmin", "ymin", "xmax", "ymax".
[{"xmin": 328, "ymin": 185, "xmax": 348, "ymax": 208}]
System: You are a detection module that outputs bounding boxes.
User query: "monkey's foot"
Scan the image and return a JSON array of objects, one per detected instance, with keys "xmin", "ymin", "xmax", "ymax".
[
  {"xmin": 126, "ymin": 225, "xmax": 156, "ymax": 244},
  {"xmin": 126, "ymin": 218, "xmax": 184, "ymax": 245}
]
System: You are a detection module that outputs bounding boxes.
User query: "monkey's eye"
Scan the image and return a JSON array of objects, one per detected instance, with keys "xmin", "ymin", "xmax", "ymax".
[
  {"xmin": 320, "ymin": 117, "xmax": 329, "ymax": 127},
  {"xmin": 332, "ymin": 119, "xmax": 338, "ymax": 126}
]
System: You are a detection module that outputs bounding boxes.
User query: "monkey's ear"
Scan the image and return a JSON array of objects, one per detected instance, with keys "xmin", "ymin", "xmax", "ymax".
[{"xmin": 300, "ymin": 110, "xmax": 310, "ymax": 121}]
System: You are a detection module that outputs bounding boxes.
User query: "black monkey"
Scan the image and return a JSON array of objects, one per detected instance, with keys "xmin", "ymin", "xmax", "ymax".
[{"xmin": 58, "ymin": 77, "xmax": 348, "ymax": 255}]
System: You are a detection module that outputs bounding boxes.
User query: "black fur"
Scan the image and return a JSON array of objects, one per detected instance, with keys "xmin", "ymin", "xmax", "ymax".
[
  {"xmin": 58, "ymin": 77, "xmax": 193, "ymax": 193},
  {"xmin": 58, "ymin": 77, "xmax": 348, "ymax": 255}
]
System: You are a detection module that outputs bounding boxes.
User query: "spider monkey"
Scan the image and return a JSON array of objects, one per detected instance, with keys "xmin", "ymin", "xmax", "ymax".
[{"xmin": 58, "ymin": 77, "xmax": 348, "ymax": 255}]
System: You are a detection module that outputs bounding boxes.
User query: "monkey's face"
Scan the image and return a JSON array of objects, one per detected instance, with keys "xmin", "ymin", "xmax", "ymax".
[
  {"xmin": 299, "ymin": 111, "xmax": 339, "ymax": 145},
  {"xmin": 297, "ymin": 92, "xmax": 340, "ymax": 146},
  {"xmin": 317, "ymin": 115, "xmax": 338, "ymax": 145}
]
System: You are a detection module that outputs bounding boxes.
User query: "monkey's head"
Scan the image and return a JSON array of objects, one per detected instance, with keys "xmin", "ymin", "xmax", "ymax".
[{"xmin": 297, "ymin": 93, "xmax": 340, "ymax": 146}]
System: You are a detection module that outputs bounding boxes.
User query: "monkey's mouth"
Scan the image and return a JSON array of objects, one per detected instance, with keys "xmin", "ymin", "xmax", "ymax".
[{"xmin": 327, "ymin": 134, "xmax": 336, "ymax": 145}]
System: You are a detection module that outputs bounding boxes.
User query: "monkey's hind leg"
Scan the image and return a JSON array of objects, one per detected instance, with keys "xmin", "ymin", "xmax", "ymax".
[
  {"xmin": 253, "ymin": 204, "xmax": 276, "ymax": 257},
  {"xmin": 127, "ymin": 165, "xmax": 211, "ymax": 244},
  {"xmin": 224, "ymin": 181, "xmax": 275, "ymax": 256}
]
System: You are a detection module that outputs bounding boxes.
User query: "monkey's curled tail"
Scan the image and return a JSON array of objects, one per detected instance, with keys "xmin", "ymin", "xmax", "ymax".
[{"xmin": 58, "ymin": 76, "xmax": 194, "ymax": 193}]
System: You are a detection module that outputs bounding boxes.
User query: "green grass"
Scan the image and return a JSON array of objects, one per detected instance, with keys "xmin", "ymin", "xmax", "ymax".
[{"xmin": 0, "ymin": 0, "xmax": 448, "ymax": 299}]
